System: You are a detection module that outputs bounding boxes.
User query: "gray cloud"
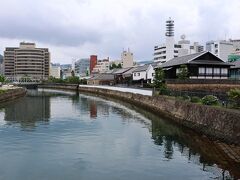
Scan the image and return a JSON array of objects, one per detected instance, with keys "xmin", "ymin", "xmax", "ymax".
[{"xmin": 0, "ymin": 0, "xmax": 239, "ymax": 63}]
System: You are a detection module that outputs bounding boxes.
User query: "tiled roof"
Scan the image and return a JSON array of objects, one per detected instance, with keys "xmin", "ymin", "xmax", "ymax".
[
  {"xmin": 122, "ymin": 67, "xmax": 138, "ymax": 76},
  {"xmin": 90, "ymin": 73, "xmax": 114, "ymax": 80},
  {"xmin": 132, "ymin": 64, "xmax": 151, "ymax": 72},
  {"xmin": 112, "ymin": 67, "xmax": 133, "ymax": 74},
  {"xmin": 159, "ymin": 51, "xmax": 206, "ymax": 68}
]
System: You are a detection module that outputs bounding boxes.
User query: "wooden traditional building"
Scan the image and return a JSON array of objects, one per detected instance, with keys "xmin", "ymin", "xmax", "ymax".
[
  {"xmin": 158, "ymin": 51, "xmax": 232, "ymax": 79},
  {"xmin": 229, "ymin": 61, "xmax": 240, "ymax": 80}
]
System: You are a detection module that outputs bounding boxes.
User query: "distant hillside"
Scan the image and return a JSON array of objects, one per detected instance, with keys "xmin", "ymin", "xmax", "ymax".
[{"xmin": 136, "ymin": 60, "xmax": 153, "ymax": 65}]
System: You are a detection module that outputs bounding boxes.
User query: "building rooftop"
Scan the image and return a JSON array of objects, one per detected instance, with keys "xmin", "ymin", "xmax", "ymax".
[
  {"xmin": 159, "ymin": 51, "xmax": 231, "ymax": 68},
  {"xmin": 132, "ymin": 64, "xmax": 151, "ymax": 72},
  {"xmin": 112, "ymin": 67, "xmax": 132, "ymax": 75},
  {"xmin": 90, "ymin": 73, "xmax": 114, "ymax": 81}
]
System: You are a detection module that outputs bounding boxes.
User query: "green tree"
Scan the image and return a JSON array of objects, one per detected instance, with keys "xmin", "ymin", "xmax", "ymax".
[
  {"xmin": 117, "ymin": 63, "xmax": 122, "ymax": 68},
  {"xmin": 153, "ymin": 68, "xmax": 165, "ymax": 88},
  {"xmin": 0, "ymin": 75, "xmax": 6, "ymax": 83},
  {"xmin": 153, "ymin": 68, "xmax": 169, "ymax": 95},
  {"xmin": 110, "ymin": 63, "xmax": 117, "ymax": 70},
  {"xmin": 227, "ymin": 88, "xmax": 240, "ymax": 108},
  {"xmin": 66, "ymin": 76, "xmax": 80, "ymax": 84},
  {"xmin": 177, "ymin": 65, "xmax": 189, "ymax": 80}
]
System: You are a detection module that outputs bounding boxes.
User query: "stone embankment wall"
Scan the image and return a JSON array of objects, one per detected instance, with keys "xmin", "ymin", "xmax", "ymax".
[
  {"xmin": 78, "ymin": 86, "xmax": 240, "ymax": 145},
  {"xmin": 0, "ymin": 87, "xmax": 27, "ymax": 103},
  {"xmin": 167, "ymin": 84, "xmax": 240, "ymax": 93}
]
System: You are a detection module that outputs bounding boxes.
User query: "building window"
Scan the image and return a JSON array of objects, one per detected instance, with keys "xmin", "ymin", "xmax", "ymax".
[
  {"xmin": 221, "ymin": 68, "xmax": 228, "ymax": 75},
  {"xmin": 134, "ymin": 73, "xmax": 136, "ymax": 76},
  {"xmin": 214, "ymin": 68, "xmax": 220, "ymax": 75},
  {"xmin": 198, "ymin": 67, "xmax": 205, "ymax": 74},
  {"xmin": 137, "ymin": 73, "xmax": 140, "ymax": 76},
  {"xmin": 206, "ymin": 68, "xmax": 213, "ymax": 75}
]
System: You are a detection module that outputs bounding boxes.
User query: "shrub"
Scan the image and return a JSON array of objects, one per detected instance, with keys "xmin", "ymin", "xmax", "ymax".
[
  {"xmin": 201, "ymin": 95, "xmax": 219, "ymax": 105},
  {"xmin": 0, "ymin": 89, "xmax": 6, "ymax": 94},
  {"xmin": 159, "ymin": 85, "xmax": 170, "ymax": 95},
  {"xmin": 191, "ymin": 96, "xmax": 201, "ymax": 103},
  {"xmin": 227, "ymin": 88, "xmax": 240, "ymax": 108},
  {"xmin": 182, "ymin": 95, "xmax": 191, "ymax": 101}
]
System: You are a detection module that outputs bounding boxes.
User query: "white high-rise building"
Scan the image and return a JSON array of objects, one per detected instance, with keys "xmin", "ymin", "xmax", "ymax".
[
  {"xmin": 206, "ymin": 40, "xmax": 234, "ymax": 62},
  {"xmin": 153, "ymin": 18, "xmax": 203, "ymax": 63},
  {"xmin": 165, "ymin": 18, "xmax": 175, "ymax": 61}
]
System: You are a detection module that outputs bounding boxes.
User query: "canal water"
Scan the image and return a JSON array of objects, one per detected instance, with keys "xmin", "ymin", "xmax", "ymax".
[{"xmin": 0, "ymin": 89, "xmax": 239, "ymax": 180}]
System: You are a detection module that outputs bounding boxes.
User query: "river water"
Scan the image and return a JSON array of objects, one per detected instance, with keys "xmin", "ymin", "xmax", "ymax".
[{"xmin": 0, "ymin": 89, "xmax": 239, "ymax": 180}]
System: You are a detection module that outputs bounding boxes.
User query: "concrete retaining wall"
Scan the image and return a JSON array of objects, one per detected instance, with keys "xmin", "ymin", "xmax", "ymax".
[
  {"xmin": 0, "ymin": 87, "xmax": 27, "ymax": 103},
  {"xmin": 38, "ymin": 83, "xmax": 79, "ymax": 91},
  {"xmin": 78, "ymin": 86, "xmax": 240, "ymax": 145}
]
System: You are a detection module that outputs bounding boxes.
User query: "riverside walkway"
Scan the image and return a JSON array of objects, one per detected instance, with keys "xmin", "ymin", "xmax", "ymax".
[{"xmin": 79, "ymin": 85, "xmax": 153, "ymax": 96}]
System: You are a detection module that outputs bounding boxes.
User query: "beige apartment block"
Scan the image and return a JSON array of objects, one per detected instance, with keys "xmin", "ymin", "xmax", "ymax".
[
  {"xmin": 3, "ymin": 42, "xmax": 50, "ymax": 81},
  {"xmin": 121, "ymin": 49, "xmax": 133, "ymax": 68}
]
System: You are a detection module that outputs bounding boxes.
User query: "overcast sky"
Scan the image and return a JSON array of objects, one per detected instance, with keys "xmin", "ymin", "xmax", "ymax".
[{"xmin": 0, "ymin": 0, "xmax": 239, "ymax": 63}]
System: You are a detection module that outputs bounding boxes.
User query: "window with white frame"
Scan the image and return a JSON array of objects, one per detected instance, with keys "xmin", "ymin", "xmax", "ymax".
[
  {"xmin": 221, "ymin": 68, "xmax": 228, "ymax": 75},
  {"xmin": 198, "ymin": 67, "xmax": 205, "ymax": 74},
  {"xmin": 134, "ymin": 73, "xmax": 136, "ymax": 76},
  {"xmin": 206, "ymin": 68, "xmax": 213, "ymax": 75},
  {"xmin": 137, "ymin": 73, "xmax": 140, "ymax": 76},
  {"xmin": 214, "ymin": 68, "xmax": 220, "ymax": 75}
]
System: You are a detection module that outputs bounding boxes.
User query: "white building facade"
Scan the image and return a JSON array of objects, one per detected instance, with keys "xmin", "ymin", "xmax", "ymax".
[
  {"xmin": 206, "ymin": 40, "xmax": 234, "ymax": 62},
  {"xmin": 154, "ymin": 18, "xmax": 204, "ymax": 63},
  {"xmin": 132, "ymin": 64, "xmax": 154, "ymax": 83},
  {"xmin": 92, "ymin": 58, "xmax": 110, "ymax": 73}
]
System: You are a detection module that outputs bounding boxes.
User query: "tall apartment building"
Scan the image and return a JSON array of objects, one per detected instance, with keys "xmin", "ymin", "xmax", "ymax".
[
  {"xmin": 154, "ymin": 18, "xmax": 203, "ymax": 63},
  {"xmin": 121, "ymin": 49, "xmax": 133, "ymax": 68},
  {"xmin": 3, "ymin": 42, "xmax": 50, "ymax": 81},
  {"xmin": 74, "ymin": 58, "xmax": 90, "ymax": 77},
  {"xmin": 206, "ymin": 40, "xmax": 234, "ymax": 62},
  {"xmin": 0, "ymin": 55, "xmax": 3, "ymax": 75}
]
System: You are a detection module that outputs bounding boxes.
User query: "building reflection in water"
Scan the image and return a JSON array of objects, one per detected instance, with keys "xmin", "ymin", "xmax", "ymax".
[
  {"xmin": 90, "ymin": 101, "xmax": 97, "ymax": 118},
  {"xmin": 3, "ymin": 91, "xmax": 51, "ymax": 130},
  {"xmin": 95, "ymin": 96, "xmax": 240, "ymax": 180},
  {"xmin": 149, "ymin": 111, "xmax": 240, "ymax": 180}
]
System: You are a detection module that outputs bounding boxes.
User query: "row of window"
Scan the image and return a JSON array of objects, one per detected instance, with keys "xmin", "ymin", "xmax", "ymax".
[{"xmin": 198, "ymin": 67, "xmax": 228, "ymax": 75}]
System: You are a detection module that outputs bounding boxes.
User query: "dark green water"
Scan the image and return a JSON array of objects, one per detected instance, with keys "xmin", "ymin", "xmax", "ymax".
[{"xmin": 0, "ymin": 89, "xmax": 239, "ymax": 180}]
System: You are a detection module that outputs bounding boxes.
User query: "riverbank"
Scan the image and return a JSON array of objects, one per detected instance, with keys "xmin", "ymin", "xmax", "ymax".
[
  {"xmin": 0, "ymin": 86, "xmax": 27, "ymax": 103},
  {"xmin": 38, "ymin": 84, "xmax": 240, "ymax": 146},
  {"xmin": 78, "ymin": 86, "xmax": 240, "ymax": 146}
]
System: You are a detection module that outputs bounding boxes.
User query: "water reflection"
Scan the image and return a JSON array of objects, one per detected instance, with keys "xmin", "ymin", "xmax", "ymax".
[
  {"xmin": 0, "ymin": 89, "xmax": 239, "ymax": 180},
  {"xmin": 1, "ymin": 96, "xmax": 50, "ymax": 130},
  {"xmin": 88, "ymin": 94, "xmax": 240, "ymax": 179}
]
